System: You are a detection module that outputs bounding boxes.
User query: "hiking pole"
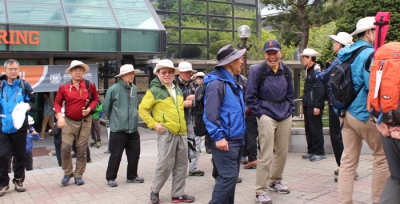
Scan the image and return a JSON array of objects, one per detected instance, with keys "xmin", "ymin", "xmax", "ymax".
[{"xmin": 77, "ymin": 99, "xmax": 90, "ymax": 137}]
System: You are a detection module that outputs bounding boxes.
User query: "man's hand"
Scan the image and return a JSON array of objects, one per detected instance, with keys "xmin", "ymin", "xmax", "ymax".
[
  {"xmin": 186, "ymin": 94, "xmax": 195, "ymax": 102},
  {"xmin": 57, "ymin": 113, "xmax": 66, "ymax": 129},
  {"xmin": 376, "ymin": 122, "xmax": 390, "ymax": 137},
  {"xmin": 156, "ymin": 123, "xmax": 166, "ymax": 134},
  {"xmin": 314, "ymin": 64, "xmax": 321, "ymax": 71},
  {"xmin": 314, "ymin": 108, "xmax": 320, "ymax": 116},
  {"xmin": 216, "ymin": 138, "xmax": 229, "ymax": 151},
  {"xmin": 82, "ymin": 107, "xmax": 91, "ymax": 116},
  {"xmin": 389, "ymin": 127, "xmax": 400, "ymax": 139},
  {"xmin": 183, "ymin": 100, "xmax": 193, "ymax": 108}
]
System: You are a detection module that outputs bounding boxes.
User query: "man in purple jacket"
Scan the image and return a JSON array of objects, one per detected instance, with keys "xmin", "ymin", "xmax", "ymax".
[{"xmin": 245, "ymin": 39, "xmax": 294, "ymax": 204}]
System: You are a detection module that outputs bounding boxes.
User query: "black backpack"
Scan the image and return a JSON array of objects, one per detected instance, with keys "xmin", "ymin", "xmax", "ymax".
[
  {"xmin": 0, "ymin": 79, "xmax": 28, "ymax": 102},
  {"xmin": 327, "ymin": 46, "xmax": 369, "ymax": 116},
  {"xmin": 258, "ymin": 61, "xmax": 290, "ymax": 102},
  {"xmin": 192, "ymin": 81, "xmax": 226, "ymax": 136}
]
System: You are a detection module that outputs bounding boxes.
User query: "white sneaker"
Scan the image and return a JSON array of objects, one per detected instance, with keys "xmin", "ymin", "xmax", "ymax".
[
  {"xmin": 255, "ymin": 194, "xmax": 272, "ymax": 204},
  {"xmin": 269, "ymin": 181, "xmax": 290, "ymax": 194}
]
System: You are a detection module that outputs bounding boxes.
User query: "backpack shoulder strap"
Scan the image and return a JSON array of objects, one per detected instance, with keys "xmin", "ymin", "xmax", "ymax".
[
  {"xmin": 85, "ymin": 79, "xmax": 92, "ymax": 101},
  {"xmin": 364, "ymin": 52, "xmax": 374, "ymax": 73},
  {"xmin": 345, "ymin": 46, "xmax": 369, "ymax": 65},
  {"xmin": 20, "ymin": 79, "xmax": 26, "ymax": 92},
  {"xmin": 258, "ymin": 61, "xmax": 268, "ymax": 90},
  {"xmin": 281, "ymin": 62, "xmax": 290, "ymax": 83},
  {"xmin": 0, "ymin": 80, "xmax": 3, "ymax": 98}
]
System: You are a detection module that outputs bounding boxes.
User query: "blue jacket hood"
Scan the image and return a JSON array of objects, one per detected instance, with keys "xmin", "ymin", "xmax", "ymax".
[{"xmin": 338, "ymin": 39, "xmax": 373, "ymax": 62}]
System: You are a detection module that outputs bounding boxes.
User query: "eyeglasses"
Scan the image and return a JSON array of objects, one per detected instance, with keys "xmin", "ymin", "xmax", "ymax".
[
  {"xmin": 6, "ymin": 68, "xmax": 18, "ymax": 72},
  {"xmin": 159, "ymin": 70, "xmax": 174, "ymax": 75}
]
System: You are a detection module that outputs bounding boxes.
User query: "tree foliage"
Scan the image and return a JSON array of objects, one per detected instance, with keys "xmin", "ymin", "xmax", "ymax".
[{"xmin": 261, "ymin": 0, "xmax": 347, "ymax": 52}]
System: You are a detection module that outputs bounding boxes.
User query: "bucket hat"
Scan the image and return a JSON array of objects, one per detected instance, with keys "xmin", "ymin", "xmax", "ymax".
[
  {"xmin": 216, "ymin": 44, "xmax": 246, "ymax": 67},
  {"xmin": 298, "ymin": 48, "xmax": 322, "ymax": 57},
  {"xmin": 350, "ymin": 16, "xmax": 376, "ymax": 36},
  {"xmin": 329, "ymin": 32, "xmax": 354, "ymax": 45},
  {"xmin": 115, "ymin": 64, "xmax": 141, "ymax": 77},
  {"xmin": 191, "ymin": 72, "xmax": 205, "ymax": 80},
  {"xmin": 65, "ymin": 60, "xmax": 89, "ymax": 74},
  {"xmin": 153, "ymin": 59, "xmax": 180, "ymax": 75},
  {"xmin": 178, "ymin": 62, "xmax": 197, "ymax": 73}
]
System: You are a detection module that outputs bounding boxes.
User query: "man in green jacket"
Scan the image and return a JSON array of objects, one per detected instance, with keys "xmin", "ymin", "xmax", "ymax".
[{"xmin": 103, "ymin": 64, "xmax": 144, "ymax": 187}]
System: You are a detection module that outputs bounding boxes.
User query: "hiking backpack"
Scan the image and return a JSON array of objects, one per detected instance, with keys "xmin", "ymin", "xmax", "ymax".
[
  {"xmin": 257, "ymin": 61, "xmax": 291, "ymax": 103},
  {"xmin": 327, "ymin": 46, "xmax": 369, "ymax": 116},
  {"xmin": 367, "ymin": 42, "xmax": 400, "ymax": 126},
  {"xmin": 192, "ymin": 81, "xmax": 226, "ymax": 136},
  {"xmin": 0, "ymin": 79, "xmax": 28, "ymax": 102}
]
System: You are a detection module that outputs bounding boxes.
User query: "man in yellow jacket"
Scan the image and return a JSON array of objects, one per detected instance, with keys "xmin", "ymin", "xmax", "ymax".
[{"xmin": 139, "ymin": 59, "xmax": 195, "ymax": 204}]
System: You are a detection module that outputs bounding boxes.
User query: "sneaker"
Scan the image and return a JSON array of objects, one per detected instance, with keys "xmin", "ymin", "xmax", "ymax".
[
  {"xmin": 104, "ymin": 149, "xmax": 111, "ymax": 154},
  {"xmin": 13, "ymin": 178, "xmax": 26, "ymax": 192},
  {"xmin": 188, "ymin": 170, "xmax": 205, "ymax": 176},
  {"xmin": 255, "ymin": 194, "xmax": 272, "ymax": 204},
  {"xmin": 334, "ymin": 168, "xmax": 339, "ymax": 176},
  {"xmin": 241, "ymin": 156, "xmax": 248, "ymax": 164},
  {"xmin": 52, "ymin": 152, "xmax": 56, "ymax": 156},
  {"xmin": 87, "ymin": 160, "xmax": 92, "ymax": 163},
  {"xmin": 150, "ymin": 191, "xmax": 159, "ymax": 204},
  {"xmin": 0, "ymin": 186, "xmax": 9, "ymax": 197},
  {"xmin": 61, "ymin": 174, "xmax": 74, "ymax": 185},
  {"xmin": 244, "ymin": 160, "xmax": 257, "ymax": 169},
  {"xmin": 269, "ymin": 181, "xmax": 290, "ymax": 194},
  {"xmin": 236, "ymin": 177, "xmax": 242, "ymax": 183},
  {"xmin": 74, "ymin": 177, "xmax": 84, "ymax": 185},
  {"xmin": 90, "ymin": 140, "xmax": 96, "ymax": 146},
  {"xmin": 108, "ymin": 180, "xmax": 117, "ymax": 187},
  {"xmin": 310, "ymin": 154, "xmax": 326, "ymax": 162},
  {"xmin": 302, "ymin": 153, "xmax": 313, "ymax": 159},
  {"xmin": 206, "ymin": 148, "xmax": 212, "ymax": 154},
  {"xmin": 127, "ymin": 176, "xmax": 144, "ymax": 183},
  {"xmin": 171, "ymin": 194, "xmax": 195, "ymax": 203},
  {"xmin": 96, "ymin": 141, "xmax": 101, "ymax": 148}
]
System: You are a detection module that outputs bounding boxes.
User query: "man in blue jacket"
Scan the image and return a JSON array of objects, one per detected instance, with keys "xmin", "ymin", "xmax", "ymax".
[
  {"xmin": 336, "ymin": 16, "xmax": 389, "ymax": 204},
  {"xmin": 0, "ymin": 59, "xmax": 35, "ymax": 197},
  {"xmin": 246, "ymin": 39, "xmax": 294, "ymax": 204},
  {"xmin": 204, "ymin": 44, "xmax": 246, "ymax": 204}
]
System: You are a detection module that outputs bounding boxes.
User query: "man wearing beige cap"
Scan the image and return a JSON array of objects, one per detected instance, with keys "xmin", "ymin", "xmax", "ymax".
[
  {"xmin": 175, "ymin": 62, "xmax": 205, "ymax": 177},
  {"xmin": 103, "ymin": 64, "xmax": 144, "ymax": 187},
  {"xmin": 54, "ymin": 60, "xmax": 99, "ymax": 186},
  {"xmin": 139, "ymin": 59, "xmax": 195, "ymax": 204}
]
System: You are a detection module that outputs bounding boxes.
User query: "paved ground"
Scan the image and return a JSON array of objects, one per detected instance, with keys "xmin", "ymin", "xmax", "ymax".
[{"xmin": 1, "ymin": 127, "xmax": 376, "ymax": 204}]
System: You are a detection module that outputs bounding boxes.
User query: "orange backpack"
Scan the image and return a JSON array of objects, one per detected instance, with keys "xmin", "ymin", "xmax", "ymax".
[{"xmin": 367, "ymin": 42, "xmax": 400, "ymax": 126}]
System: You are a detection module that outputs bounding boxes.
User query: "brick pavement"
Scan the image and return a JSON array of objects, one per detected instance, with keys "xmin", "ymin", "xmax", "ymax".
[{"xmin": 1, "ymin": 127, "xmax": 376, "ymax": 204}]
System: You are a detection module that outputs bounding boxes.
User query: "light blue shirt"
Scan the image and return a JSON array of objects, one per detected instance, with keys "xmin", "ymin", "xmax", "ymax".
[{"xmin": 43, "ymin": 97, "xmax": 53, "ymax": 115}]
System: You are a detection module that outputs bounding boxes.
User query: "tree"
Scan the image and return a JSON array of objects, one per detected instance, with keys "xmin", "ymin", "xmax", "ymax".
[{"xmin": 261, "ymin": 0, "xmax": 347, "ymax": 52}]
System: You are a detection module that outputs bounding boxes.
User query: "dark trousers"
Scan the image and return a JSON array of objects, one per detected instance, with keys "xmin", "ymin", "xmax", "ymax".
[
  {"xmin": 205, "ymin": 134, "xmax": 213, "ymax": 151},
  {"xmin": 72, "ymin": 140, "xmax": 91, "ymax": 161},
  {"xmin": 91, "ymin": 118, "xmax": 101, "ymax": 141},
  {"xmin": 106, "ymin": 131, "xmax": 141, "ymax": 181},
  {"xmin": 25, "ymin": 152, "xmax": 33, "ymax": 171},
  {"xmin": 209, "ymin": 144, "xmax": 242, "ymax": 204},
  {"xmin": 0, "ymin": 130, "xmax": 27, "ymax": 186},
  {"xmin": 54, "ymin": 136, "xmax": 62, "ymax": 166},
  {"xmin": 380, "ymin": 135, "xmax": 400, "ymax": 203},
  {"xmin": 304, "ymin": 106, "xmax": 325, "ymax": 155},
  {"xmin": 242, "ymin": 113, "xmax": 258, "ymax": 162},
  {"xmin": 328, "ymin": 106, "xmax": 343, "ymax": 167}
]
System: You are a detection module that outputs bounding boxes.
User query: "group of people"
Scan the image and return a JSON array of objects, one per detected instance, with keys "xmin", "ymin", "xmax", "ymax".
[{"xmin": 0, "ymin": 15, "xmax": 399, "ymax": 204}]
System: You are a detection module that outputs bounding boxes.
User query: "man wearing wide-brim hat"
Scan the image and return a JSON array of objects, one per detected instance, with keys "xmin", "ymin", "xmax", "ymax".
[
  {"xmin": 54, "ymin": 60, "xmax": 99, "ymax": 186},
  {"xmin": 336, "ymin": 16, "xmax": 389, "ymax": 204},
  {"xmin": 139, "ymin": 59, "xmax": 194, "ymax": 204},
  {"xmin": 103, "ymin": 64, "xmax": 144, "ymax": 188},
  {"xmin": 202, "ymin": 44, "xmax": 246, "ymax": 204},
  {"xmin": 299, "ymin": 48, "xmax": 327, "ymax": 163}
]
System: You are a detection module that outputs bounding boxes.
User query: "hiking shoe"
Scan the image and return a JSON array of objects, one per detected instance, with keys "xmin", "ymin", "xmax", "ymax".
[
  {"xmin": 96, "ymin": 141, "xmax": 101, "ymax": 148},
  {"xmin": 0, "ymin": 186, "xmax": 9, "ymax": 197},
  {"xmin": 255, "ymin": 194, "xmax": 272, "ymax": 204},
  {"xmin": 74, "ymin": 177, "xmax": 84, "ymax": 185},
  {"xmin": 127, "ymin": 176, "xmax": 144, "ymax": 183},
  {"xmin": 13, "ymin": 178, "xmax": 26, "ymax": 192},
  {"xmin": 104, "ymin": 149, "xmax": 110, "ymax": 154},
  {"xmin": 241, "ymin": 156, "xmax": 248, "ymax": 164},
  {"xmin": 334, "ymin": 168, "xmax": 339, "ymax": 176},
  {"xmin": 302, "ymin": 153, "xmax": 313, "ymax": 159},
  {"xmin": 61, "ymin": 174, "xmax": 74, "ymax": 185},
  {"xmin": 90, "ymin": 140, "xmax": 96, "ymax": 146},
  {"xmin": 189, "ymin": 170, "xmax": 205, "ymax": 176},
  {"xmin": 172, "ymin": 194, "xmax": 195, "ymax": 203},
  {"xmin": 150, "ymin": 191, "xmax": 159, "ymax": 204},
  {"xmin": 310, "ymin": 154, "xmax": 326, "ymax": 162},
  {"xmin": 87, "ymin": 159, "xmax": 92, "ymax": 163},
  {"xmin": 108, "ymin": 180, "xmax": 117, "ymax": 187},
  {"xmin": 236, "ymin": 177, "xmax": 242, "ymax": 183},
  {"xmin": 244, "ymin": 160, "xmax": 257, "ymax": 169},
  {"xmin": 206, "ymin": 148, "xmax": 212, "ymax": 154},
  {"xmin": 269, "ymin": 181, "xmax": 290, "ymax": 194}
]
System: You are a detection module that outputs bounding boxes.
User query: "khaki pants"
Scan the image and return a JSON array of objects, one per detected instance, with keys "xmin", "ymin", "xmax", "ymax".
[
  {"xmin": 255, "ymin": 115, "xmax": 292, "ymax": 195},
  {"xmin": 61, "ymin": 117, "xmax": 92, "ymax": 178},
  {"xmin": 338, "ymin": 112, "xmax": 389, "ymax": 204},
  {"xmin": 41, "ymin": 114, "xmax": 54, "ymax": 137}
]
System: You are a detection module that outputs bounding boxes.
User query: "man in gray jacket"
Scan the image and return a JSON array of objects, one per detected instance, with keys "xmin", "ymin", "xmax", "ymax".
[{"xmin": 103, "ymin": 64, "xmax": 144, "ymax": 187}]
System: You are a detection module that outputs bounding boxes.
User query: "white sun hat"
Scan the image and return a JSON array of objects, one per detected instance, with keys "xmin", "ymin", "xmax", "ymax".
[
  {"xmin": 329, "ymin": 32, "xmax": 354, "ymax": 45},
  {"xmin": 115, "ymin": 64, "xmax": 141, "ymax": 77},
  {"xmin": 350, "ymin": 16, "xmax": 376, "ymax": 36},
  {"xmin": 298, "ymin": 48, "xmax": 322, "ymax": 57},
  {"xmin": 191, "ymin": 72, "xmax": 205, "ymax": 80},
  {"xmin": 153, "ymin": 59, "xmax": 180, "ymax": 75},
  {"xmin": 178, "ymin": 62, "xmax": 197, "ymax": 73},
  {"xmin": 65, "ymin": 60, "xmax": 89, "ymax": 74}
]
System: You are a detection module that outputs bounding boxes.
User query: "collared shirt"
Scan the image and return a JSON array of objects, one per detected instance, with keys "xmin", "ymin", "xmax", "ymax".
[{"xmin": 165, "ymin": 83, "xmax": 177, "ymax": 103}]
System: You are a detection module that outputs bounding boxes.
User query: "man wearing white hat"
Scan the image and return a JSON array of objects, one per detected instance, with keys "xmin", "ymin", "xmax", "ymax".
[
  {"xmin": 299, "ymin": 48, "xmax": 326, "ymax": 162},
  {"xmin": 336, "ymin": 16, "xmax": 389, "ymax": 204},
  {"xmin": 314, "ymin": 32, "xmax": 355, "ymax": 181},
  {"xmin": 139, "ymin": 59, "xmax": 195, "ymax": 204},
  {"xmin": 54, "ymin": 60, "xmax": 99, "ymax": 186},
  {"xmin": 175, "ymin": 62, "xmax": 205, "ymax": 177},
  {"xmin": 103, "ymin": 64, "xmax": 144, "ymax": 187}
]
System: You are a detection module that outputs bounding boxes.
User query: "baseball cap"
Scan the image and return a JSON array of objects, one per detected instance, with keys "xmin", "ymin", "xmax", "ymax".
[{"xmin": 263, "ymin": 39, "xmax": 281, "ymax": 52}]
